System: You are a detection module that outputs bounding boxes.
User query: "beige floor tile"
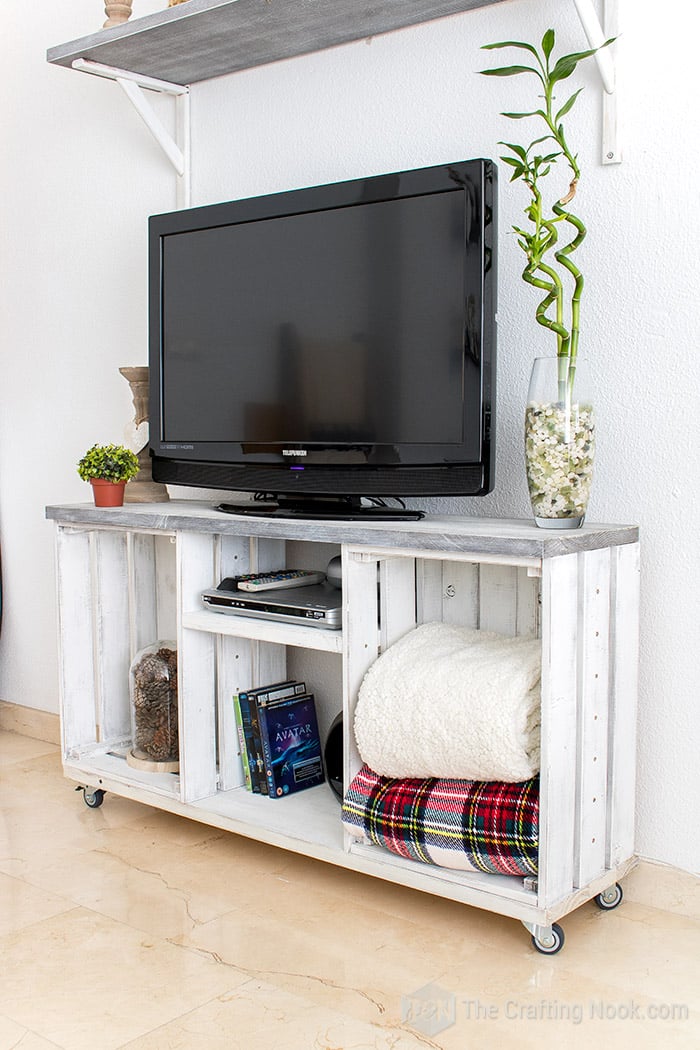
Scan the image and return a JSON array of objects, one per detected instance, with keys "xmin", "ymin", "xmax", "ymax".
[
  {"xmin": 13, "ymin": 847, "xmax": 203, "ymax": 942},
  {"xmin": 120, "ymin": 978, "xmax": 430, "ymax": 1050},
  {"xmin": 0, "ymin": 1013, "xmax": 63, "ymax": 1050},
  {"xmin": 397, "ymin": 903, "xmax": 700, "ymax": 1049},
  {"xmin": 420, "ymin": 1004, "xmax": 700, "ymax": 1050},
  {"xmin": 170, "ymin": 880, "xmax": 515, "ymax": 1028},
  {"xmin": 0, "ymin": 907, "xmax": 247, "ymax": 1050},
  {"xmin": 0, "ymin": 871, "xmax": 74, "ymax": 937},
  {"xmin": 0, "ymin": 753, "xmax": 162, "ymax": 878},
  {"xmin": 87, "ymin": 822, "xmax": 276, "ymax": 927},
  {"xmin": 0, "ymin": 734, "xmax": 58, "ymax": 767},
  {"xmin": 1, "ymin": 730, "xmax": 699, "ymax": 1050},
  {"xmin": 624, "ymin": 858, "xmax": 700, "ymax": 920},
  {"xmin": 114, "ymin": 807, "xmax": 232, "ymax": 848}
]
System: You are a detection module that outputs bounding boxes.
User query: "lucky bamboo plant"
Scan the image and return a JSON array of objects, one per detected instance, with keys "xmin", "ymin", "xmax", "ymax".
[{"xmin": 480, "ymin": 29, "xmax": 613, "ymax": 380}]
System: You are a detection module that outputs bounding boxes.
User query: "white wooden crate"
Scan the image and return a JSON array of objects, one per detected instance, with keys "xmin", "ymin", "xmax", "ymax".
[
  {"xmin": 50, "ymin": 504, "xmax": 639, "ymax": 949},
  {"xmin": 342, "ymin": 540, "xmax": 640, "ymax": 920}
]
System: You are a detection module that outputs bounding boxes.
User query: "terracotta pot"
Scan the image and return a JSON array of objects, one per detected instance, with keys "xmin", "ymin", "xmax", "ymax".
[{"xmin": 90, "ymin": 479, "xmax": 127, "ymax": 507}]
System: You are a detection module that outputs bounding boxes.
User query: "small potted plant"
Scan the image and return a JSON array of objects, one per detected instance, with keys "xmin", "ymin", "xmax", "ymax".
[{"xmin": 77, "ymin": 443, "xmax": 140, "ymax": 507}]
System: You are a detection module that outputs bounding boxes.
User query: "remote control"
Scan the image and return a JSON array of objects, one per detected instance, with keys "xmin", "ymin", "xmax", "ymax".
[
  {"xmin": 217, "ymin": 572, "xmax": 287, "ymax": 591},
  {"xmin": 237, "ymin": 570, "xmax": 326, "ymax": 592}
]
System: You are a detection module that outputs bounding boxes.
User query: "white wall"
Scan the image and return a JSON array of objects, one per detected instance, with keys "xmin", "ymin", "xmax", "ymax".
[{"xmin": 2, "ymin": 0, "xmax": 698, "ymax": 874}]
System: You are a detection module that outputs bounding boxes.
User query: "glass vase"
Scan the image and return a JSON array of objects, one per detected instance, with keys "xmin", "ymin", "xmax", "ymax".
[
  {"xmin": 127, "ymin": 641, "xmax": 179, "ymax": 772},
  {"xmin": 524, "ymin": 357, "xmax": 595, "ymax": 529}
]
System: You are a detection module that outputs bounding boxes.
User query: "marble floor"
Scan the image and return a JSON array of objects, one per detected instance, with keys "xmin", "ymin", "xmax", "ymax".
[{"xmin": 1, "ymin": 730, "xmax": 698, "ymax": 1050}]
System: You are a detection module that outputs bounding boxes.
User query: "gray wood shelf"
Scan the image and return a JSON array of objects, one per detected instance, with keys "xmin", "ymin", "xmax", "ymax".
[
  {"xmin": 45, "ymin": 500, "xmax": 639, "ymax": 561},
  {"xmin": 47, "ymin": 0, "xmax": 505, "ymax": 85}
]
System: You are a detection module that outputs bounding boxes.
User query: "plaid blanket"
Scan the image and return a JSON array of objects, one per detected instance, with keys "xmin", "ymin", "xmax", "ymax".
[{"xmin": 342, "ymin": 765, "xmax": 538, "ymax": 876}]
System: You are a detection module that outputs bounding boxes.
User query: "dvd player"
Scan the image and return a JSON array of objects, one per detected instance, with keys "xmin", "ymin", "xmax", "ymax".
[{"xmin": 201, "ymin": 581, "xmax": 342, "ymax": 629}]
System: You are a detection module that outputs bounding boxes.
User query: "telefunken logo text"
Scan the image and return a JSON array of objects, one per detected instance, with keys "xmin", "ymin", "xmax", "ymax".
[{"xmin": 282, "ymin": 449, "xmax": 307, "ymax": 456}]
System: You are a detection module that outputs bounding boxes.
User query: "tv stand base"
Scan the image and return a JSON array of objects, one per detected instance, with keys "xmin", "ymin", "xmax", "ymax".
[{"xmin": 216, "ymin": 496, "xmax": 425, "ymax": 522}]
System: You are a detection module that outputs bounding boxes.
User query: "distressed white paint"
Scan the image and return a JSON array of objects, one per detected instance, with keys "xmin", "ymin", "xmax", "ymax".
[
  {"xmin": 176, "ymin": 531, "xmax": 217, "ymax": 801},
  {"xmin": 607, "ymin": 541, "xmax": 641, "ymax": 868},
  {"xmin": 127, "ymin": 532, "xmax": 158, "ymax": 656},
  {"xmin": 343, "ymin": 550, "xmax": 382, "ymax": 795},
  {"xmin": 379, "ymin": 558, "xmax": 417, "ymax": 650},
  {"xmin": 51, "ymin": 511, "xmax": 638, "ymax": 932},
  {"xmin": 574, "ymin": 546, "xmax": 611, "ymax": 888},
  {"xmin": 92, "ymin": 530, "xmax": 131, "ymax": 743},
  {"xmin": 55, "ymin": 527, "xmax": 97, "ymax": 757},
  {"xmin": 538, "ymin": 553, "xmax": 579, "ymax": 906}
]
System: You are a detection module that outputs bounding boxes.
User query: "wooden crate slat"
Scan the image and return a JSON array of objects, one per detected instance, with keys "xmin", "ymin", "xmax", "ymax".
[
  {"xmin": 574, "ymin": 547, "xmax": 611, "ymax": 888},
  {"xmin": 516, "ymin": 566, "xmax": 540, "ymax": 638},
  {"xmin": 415, "ymin": 558, "xmax": 443, "ymax": 624},
  {"xmin": 252, "ymin": 536, "xmax": 287, "ymax": 574},
  {"xmin": 379, "ymin": 557, "xmax": 417, "ymax": 649},
  {"xmin": 479, "ymin": 564, "xmax": 518, "ymax": 635},
  {"xmin": 128, "ymin": 532, "xmax": 158, "ymax": 655},
  {"xmin": 217, "ymin": 533, "xmax": 253, "ymax": 581},
  {"xmin": 607, "ymin": 541, "xmax": 641, "ymax": 868},
  {"xmin": 154, "ymin": 533, "xmax": 178, "ymax": 640},
  {"xmin": 177, "ymin": 532, "xmax": 218, "ymax": 801},
  {"xmin": 56, "ymin": 528, "xmax": 98, "ymax": 755},
  {"xmin": 343, "ymin": 552, "xmax": 381, "ymax": 793},
  {"xmin": 538, "ymin": 553, "xmax": 579, "ymax": 906},
  {"xmin": 215, "ymin": 634, "xmax": 245, "ymax": 791},
  {"xmin": 93, "ymin": 530, "xmax": 131, "ymax": 743},
  {"xmin": 442, "ymin": 561, "xmax": 479, "ymax": 628}
]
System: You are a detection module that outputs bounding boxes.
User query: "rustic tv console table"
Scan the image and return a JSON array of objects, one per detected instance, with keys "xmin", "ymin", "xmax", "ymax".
[{"xmin": 46, "ymin": 502, "xmax": 639, "ymax": 953}]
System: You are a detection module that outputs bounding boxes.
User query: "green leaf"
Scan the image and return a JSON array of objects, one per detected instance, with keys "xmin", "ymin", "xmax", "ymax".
[
  {"xmin": 542, "ymin": 29, "xmax": 555, "ymax": 59},
  {"xmin": 500, "ymin": 158, "xmax": 526, "ymax": 179},
  {"xmin": 550, "ymin": 57, "xmax": 581, "ymax": 83},
  {"xmin": 528, "ymin": 134, "xmax": 556, "ymax": 150},
  {"xmin": 499, "ymin": 140, "xmax": 528, "ymax": 161},
  {"xmin": 480, "ymin": 64, "xmax": 540, "ymax": 78},
  {"xmin": 549, "ymin": 40, "xmax": 613, "ymax": 83},
  {"xmin": 555, "ymin": 88, "xmax": 583, "ymax": 122},
  {"xmin": 502, "ymin": 109, "xmax": 547, "ymax": 120},
  {"xmin": 481, "ymin": 40, "xmax": 539, "ymax": 56}
]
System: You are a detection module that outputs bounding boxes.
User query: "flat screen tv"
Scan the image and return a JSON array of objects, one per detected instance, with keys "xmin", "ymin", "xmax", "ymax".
[{"xmin": 149, "ymin": 158, "xmax": 497, "ymax": 520}]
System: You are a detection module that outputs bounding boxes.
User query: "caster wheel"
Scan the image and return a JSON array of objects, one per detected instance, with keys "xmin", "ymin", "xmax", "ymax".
[
  {"xmin": 531, "ymin": 923, "xmax": 565, "ymax": 955},
  {"xmin": 594, "ymin": 883, "xmax": 623, "ymax": 910},
  {"xmin": 83, "ymin": 787, "xmax": 105, "ymax": 809}
]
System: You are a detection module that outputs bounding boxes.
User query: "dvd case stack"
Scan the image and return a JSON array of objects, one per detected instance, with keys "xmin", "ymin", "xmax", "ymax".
[{"xmin": 233, "ymin": 681, "xmax": 325, "ymax": 798}]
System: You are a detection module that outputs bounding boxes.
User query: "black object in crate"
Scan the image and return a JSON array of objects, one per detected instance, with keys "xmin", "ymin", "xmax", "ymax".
[{"xmin": 324, "ymin": 713, "xmax": 343, "ymax": 802}]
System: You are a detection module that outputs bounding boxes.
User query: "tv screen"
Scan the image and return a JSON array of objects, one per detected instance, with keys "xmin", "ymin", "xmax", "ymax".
[{"xmin": 149, "ymin": 159, "xmax": 497, "ymax": 519}]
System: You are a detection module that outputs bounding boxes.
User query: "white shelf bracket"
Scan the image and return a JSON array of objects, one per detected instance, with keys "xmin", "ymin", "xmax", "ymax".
[
  {"xmin": 71, "ymin": 58, "xmax": 191, "ymax": 207},
  {"xmin": 572, "ymin": 0, "xmax": 621, "ymax": 165}
]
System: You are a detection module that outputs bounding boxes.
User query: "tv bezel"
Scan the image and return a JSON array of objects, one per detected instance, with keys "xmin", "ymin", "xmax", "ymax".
[{"xmin": 148, "ymin": 158, "xmax": 497, "ymax": 508}]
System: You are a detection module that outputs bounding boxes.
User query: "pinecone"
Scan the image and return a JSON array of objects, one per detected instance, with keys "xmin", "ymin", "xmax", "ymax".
[{"xmin": 131, "ymin": 646, "xmax": 178, "ymax": 762}]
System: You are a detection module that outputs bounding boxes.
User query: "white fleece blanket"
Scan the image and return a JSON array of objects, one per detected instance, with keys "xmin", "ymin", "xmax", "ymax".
[{"xmin": 354, "ymin": 622, "xmax": 541, "ymax": 782}]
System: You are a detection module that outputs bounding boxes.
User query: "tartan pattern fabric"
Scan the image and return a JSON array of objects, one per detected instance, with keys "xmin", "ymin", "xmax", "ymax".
[{"xmin": 342, "ymin": 765, "xmax": 538, "ymax": 876}]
